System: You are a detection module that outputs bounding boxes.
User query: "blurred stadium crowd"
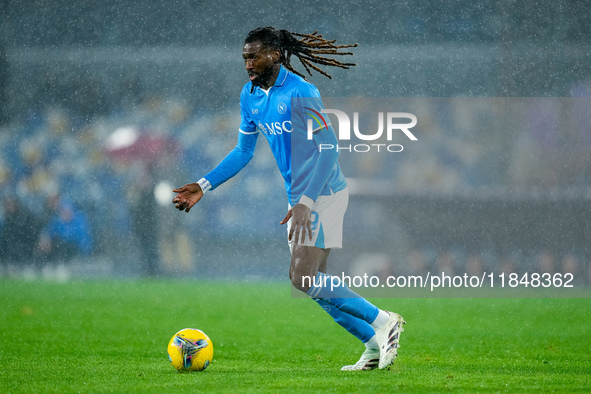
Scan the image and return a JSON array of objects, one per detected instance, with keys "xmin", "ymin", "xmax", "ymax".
[
  {"xmin": 0, "ymin": 97, "xmax": 288, "ymax": 276},
  {"xmin": 2, "ymin": 90, "xmax": 591, "ymax": 282},
  {"xmin": 1, "ymin": 0, "xmax": 591, "ymax": 281}
]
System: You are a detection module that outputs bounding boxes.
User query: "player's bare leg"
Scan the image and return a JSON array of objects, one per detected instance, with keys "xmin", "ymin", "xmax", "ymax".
[
  {"xmin": 289, "ymin": 244, "xmax": 329, "ymax": 293},
  {"xmin": 318, "ymin": 249, "xmax": 329, "ymax": 274}
]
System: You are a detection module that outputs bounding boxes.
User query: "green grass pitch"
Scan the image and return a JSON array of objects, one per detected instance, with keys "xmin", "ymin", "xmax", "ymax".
[{"xmin": 1, "ymin": 279, "xmax": 590, "ymax": 392}]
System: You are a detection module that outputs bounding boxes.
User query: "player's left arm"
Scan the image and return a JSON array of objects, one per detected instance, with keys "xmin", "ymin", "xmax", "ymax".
[
  {"xmin": 301, "ymin": 121, "xmax": 340, "ymax": 203},
  {"xmin": 281, "ymin": 91, "xmax": 340, "ymax": 244},
  {"xmin": 297, "ymin": 89, "xmax": 340, "ymax": 205}
]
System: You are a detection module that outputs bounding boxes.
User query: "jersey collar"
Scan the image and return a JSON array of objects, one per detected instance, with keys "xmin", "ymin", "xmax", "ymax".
[
  {"xmin": 250, "ymin": 65, "xmax": 288, "ymax": 94},
  {"xmin": 273, "ymin": 65, "xmax": 288, "ymax": 87}
]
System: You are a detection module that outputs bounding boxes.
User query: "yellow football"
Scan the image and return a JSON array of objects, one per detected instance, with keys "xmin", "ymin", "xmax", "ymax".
[{"xmin": 167, "ymin": 328, "xmax": 213, "ymax": 372}]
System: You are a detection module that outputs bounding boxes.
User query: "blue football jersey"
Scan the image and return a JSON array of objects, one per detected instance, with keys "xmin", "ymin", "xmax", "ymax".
[{"xmin": 205, "ymin": 65, "xmax": 347, "ymax": 205}]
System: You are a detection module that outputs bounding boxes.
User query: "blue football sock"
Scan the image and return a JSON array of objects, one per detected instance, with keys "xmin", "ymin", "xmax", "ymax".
[
  {"xmin": 307, "ymin": 272, "xmax": 380, "ymax": 327},
  {"xmin": 312, "ymin": 297, "xmax": 375, "ymax": 343}
]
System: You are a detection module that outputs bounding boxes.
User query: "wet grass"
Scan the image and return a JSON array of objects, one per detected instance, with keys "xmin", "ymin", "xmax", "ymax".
[{"xmin": 0, "ymin": 279, "xmax": 590, "ymax": 392}]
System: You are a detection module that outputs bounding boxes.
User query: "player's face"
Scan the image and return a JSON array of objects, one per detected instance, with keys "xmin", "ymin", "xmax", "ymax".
[{"xmin": 243, "ymin": 41, "xmax": 280, "ymax": 88}]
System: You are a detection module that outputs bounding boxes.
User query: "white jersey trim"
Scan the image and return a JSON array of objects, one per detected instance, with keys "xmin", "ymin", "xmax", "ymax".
[
  {"xmin": 239, "ymin": 128, "xmax": 259, "ymax": 135},
  {"xmin": 297, "ymin": 195, "xmax": 315, "ymax": 209},
  {"xmin": 197, "ymin": 178, "xmax": 212, "ymax": 193}
]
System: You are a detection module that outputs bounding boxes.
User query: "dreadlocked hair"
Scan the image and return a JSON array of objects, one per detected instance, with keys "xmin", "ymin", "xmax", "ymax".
[{"xmin": 244, "ymin": 26, "xmax": 358, "ymax": 80}]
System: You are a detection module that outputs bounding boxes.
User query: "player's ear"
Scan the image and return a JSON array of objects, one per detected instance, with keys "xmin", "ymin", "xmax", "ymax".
[{"xmin": 271, "ymin": 49, "xmax": 281, "ymax": 63}]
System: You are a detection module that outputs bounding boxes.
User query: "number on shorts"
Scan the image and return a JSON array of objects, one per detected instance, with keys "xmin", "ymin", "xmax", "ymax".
[{"xmin": 310, "ymin": 211, "xmax": 319, "ymax": 231}]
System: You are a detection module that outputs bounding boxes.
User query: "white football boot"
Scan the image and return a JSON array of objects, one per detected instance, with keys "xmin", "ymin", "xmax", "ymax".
[
  {"xmin": 375, "ymin": 312, "xmax": 406, "ymax": 369},
  {"xmin": 340, "ymin": 347, "xmax": 380, "ymax": 371}
]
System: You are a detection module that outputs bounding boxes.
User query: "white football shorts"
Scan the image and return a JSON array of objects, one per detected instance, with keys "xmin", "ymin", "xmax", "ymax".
[{"xmin": 287, "ymin": 187, "xmax": 349, "ymax": 252}]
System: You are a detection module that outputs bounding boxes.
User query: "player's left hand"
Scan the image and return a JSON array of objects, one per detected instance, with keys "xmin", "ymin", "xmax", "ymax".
[{"xmin": 280, "ymin": 204, "xmax": 312, "ymax": 245}]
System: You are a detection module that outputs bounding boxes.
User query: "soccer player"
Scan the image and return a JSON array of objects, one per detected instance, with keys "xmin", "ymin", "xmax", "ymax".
[{"xmin": 172, "ymin": 26, "xmax": 405, "ymax": 371}]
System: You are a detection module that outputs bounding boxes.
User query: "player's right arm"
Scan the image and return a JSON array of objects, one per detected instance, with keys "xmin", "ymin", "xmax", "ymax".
[
  {"xmin": 172, "ymin": 85, "xmax": 258, "ymax": 213},
  {"xmin": 172, "ymin": 130, "xmax": 258, "ymax": 213}
]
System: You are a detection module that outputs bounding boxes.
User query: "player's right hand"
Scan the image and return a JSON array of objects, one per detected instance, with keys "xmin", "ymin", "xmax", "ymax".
[{"xmin": 172, "ymin": 183, "xmax": 203, "ymax": 213}]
